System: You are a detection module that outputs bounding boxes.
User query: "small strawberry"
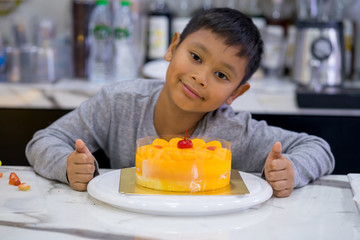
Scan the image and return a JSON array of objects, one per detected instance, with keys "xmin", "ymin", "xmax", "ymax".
[
  {"xmin": 9, "ymin": 177, "xmax": 21, "ymax": 186},
  {"xmin": 9, "ymin": 172, "xmax": 21, "ymax": 186},
  {"xmin": 9, "ymin": 172, "xmax": 19, "ymax": 180},
  {"xmin": 18, "ymin": 182, "xmax": 31, "ymax": 191}
]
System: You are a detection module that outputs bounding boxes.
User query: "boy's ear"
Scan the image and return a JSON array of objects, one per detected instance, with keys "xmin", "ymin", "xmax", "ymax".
[
  {"xmin": 164, "ymin": 32, "xmax": 181, "ymax": 61},
  {"xmin": 225, "ymin": 82, "xmax": 250, "ymax": 105}
]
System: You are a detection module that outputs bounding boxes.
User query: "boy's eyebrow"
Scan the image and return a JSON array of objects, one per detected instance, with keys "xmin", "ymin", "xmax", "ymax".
[
  {"xmin": 192, "ymin": 42, "xmax": 208, "ymax": 54},
  {"xmin": 223, "ymin": 62, "xmax": 237, "ymax": 77},
  {"xmin": 192, "ymin": 42, "xmax": 238, "ymax": 77}
]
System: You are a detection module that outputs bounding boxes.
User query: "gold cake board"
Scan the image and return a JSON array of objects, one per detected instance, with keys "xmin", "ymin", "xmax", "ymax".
[{"xmin": 119, "ymin": 168, "xmax": 249, "ymax": 196}]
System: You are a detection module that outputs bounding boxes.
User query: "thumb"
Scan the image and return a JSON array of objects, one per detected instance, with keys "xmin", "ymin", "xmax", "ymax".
[
  {"xmin": 267, "ymin": 141, "xmax": 282, "ymax": 160},
  {"xmin": 75, "ymin": 139, "xmax": 91, "ymax": 154}
]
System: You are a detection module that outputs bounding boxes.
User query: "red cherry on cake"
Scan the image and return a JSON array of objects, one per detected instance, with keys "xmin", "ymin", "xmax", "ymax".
[
  {"xmin": 177, "ymin": 129, "xmax": 193, "ymax": 149},
  {"xmin": 178, "ymin": 139, "xmax": 193, "ymax": 148}
]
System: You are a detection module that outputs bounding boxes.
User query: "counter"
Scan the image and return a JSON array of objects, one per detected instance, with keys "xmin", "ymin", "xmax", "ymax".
[
  {"xmin": 0, "ymin": 166, "xmax": 359, "ymax": 240},
  {"xmin": 2, "ymin": 77, "xmax": 360, "ymax": 116},
  {"xmin": 0, "ymin": 79, "xmax": 102, "ymax": 110}
]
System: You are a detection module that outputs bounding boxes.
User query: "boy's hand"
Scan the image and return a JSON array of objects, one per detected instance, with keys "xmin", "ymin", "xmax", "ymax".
[
  {"xmin": 264, "ymin": 142, "xmax": 294, "ymax": 198},
  {"xmin": 67, "ymin": 139, "xmax": 95, "ymax": 191}
]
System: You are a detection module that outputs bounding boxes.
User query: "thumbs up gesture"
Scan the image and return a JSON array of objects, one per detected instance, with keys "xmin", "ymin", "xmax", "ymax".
[
  {"xmin": 264, "ymin": 142, "xmax": 294, "ymax": 198},
  {"xmin": 66, "ymin": 139, "xmax": 95, "ymax": 191}
]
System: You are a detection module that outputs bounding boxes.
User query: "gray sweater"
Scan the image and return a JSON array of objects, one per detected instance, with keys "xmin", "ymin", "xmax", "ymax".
[{"xmin": 26, "ymin": 79, "xmax": 335, "ymax": 188}]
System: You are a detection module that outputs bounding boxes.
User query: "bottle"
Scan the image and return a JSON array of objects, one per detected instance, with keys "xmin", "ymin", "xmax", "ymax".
[
  {"xmin": 146, "ymin": 0, "xmax": 172, "ymax": 62},
  {"xmin": 238, "ymin": 0, "xmax": 266, "ymax": 32},
  {"xmin": 259, "ymin": 0, "xmax": 295, "ymax": 36},
  {"xmin": 35, "ymin": 18, "xmax": 56, "ymax": 83},
  {"xmin": 72, "ymin": 0, "xmax": 95, "ymax": 79},
  {"xmin": 172, "ymin": 0, "xmax": 191, "ymax": 37},
  {"xmin": 343, "ymin": 20, "xmax": 355, "ymax": 79},
  {"xmin": 343, "ymin": 0, "xmax": 360, "ymax": 81},
  {"xmin": 259, "ymin": 0, "xmax": 295, "ymax": 77},
  {"xmin": 88, "ymin": 0, "xmax": 114, "ymax": 83},
  {"xmin": 113, "ymin": 0, "xmax": 139, "ymax": 81},
  {"xmin": 261, "ymin": 25, "xmax": 286, "ymax": 77},
  {"xmin": 285, "ymin": 25, "xmax": 296, "ymax": 76},
  {"xmin": 0, "ymin": 35, "xmax": 5, "ymax": 82}
]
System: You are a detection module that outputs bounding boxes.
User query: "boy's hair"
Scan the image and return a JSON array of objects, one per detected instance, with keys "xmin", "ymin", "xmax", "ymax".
[{"xmin": 179, "ymin": 8, "xmax": 263, "ymax": 85}]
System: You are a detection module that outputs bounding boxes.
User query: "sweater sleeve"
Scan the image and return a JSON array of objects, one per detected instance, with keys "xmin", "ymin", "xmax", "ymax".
[
  {"xmin": 201, "ymin": 107, "xmax": 335, "ymax": 189},
  {"xmin": 238, "ymin": 114, "xmax": 335, "ymax": 188},
  {"xmin": 25, "ymin": 86, "xmax": 112, "ymax": 184}
]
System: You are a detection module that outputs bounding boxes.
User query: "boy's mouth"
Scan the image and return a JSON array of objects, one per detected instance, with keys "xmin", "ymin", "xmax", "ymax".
[{"xmin": 180, "ymin": 80, "xmax": 203, "ymax": 100}]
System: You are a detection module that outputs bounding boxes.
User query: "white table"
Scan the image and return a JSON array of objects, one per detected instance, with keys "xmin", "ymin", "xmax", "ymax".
[{"xmin": 1, "ymin": 166, "xmax": 359, "ymax": 240}]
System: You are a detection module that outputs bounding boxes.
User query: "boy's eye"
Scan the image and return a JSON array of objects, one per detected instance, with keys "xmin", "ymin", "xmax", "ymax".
[
  {"xmin": 191, "ymin": 53, "xmax": 201, "ymax": 63},
  {"xmin": 216, "ymin": 72, "xmax": 228, "ymax": 80}
]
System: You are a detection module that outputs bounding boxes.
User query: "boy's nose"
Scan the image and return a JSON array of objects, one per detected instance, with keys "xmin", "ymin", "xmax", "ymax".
[{"xmin": 192, "ymin": 75, "xmax": 207, "ymax": 88}]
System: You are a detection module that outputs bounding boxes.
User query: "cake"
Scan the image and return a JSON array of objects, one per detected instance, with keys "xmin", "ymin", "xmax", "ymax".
[{"xmin": 135, "ymin": 136, "xmax": 231, "ymax": 192}]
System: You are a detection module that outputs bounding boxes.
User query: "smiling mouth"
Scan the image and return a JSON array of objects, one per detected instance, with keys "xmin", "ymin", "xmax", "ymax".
[{"xmin": 180, "ymin": 80, "xmax": 203, "ymax": 100}]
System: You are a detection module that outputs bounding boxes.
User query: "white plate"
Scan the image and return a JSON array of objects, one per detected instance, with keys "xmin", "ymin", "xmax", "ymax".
[
  {"xmin": 348, "ymin": 173, "xmax": 360, "ymax": 212},
  {"xmin": 87, "ymin": 169, "xmax": 272, "ymax": 216}
]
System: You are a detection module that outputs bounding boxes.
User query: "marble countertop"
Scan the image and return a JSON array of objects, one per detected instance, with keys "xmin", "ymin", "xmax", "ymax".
[
  {"xmin": 0, "ymin": 79, "xmax": 102, "ymax": 110},
  {"xmin": 1, "ymin": 166, "xmax": 359, "ymax": 240},
  {"xmin": 231, "ymin": 77, "xmax": 360, "ymax": 116},
  {"xmin": 2, "ymin": 77, "xmax": 360, "ymax": 116}
]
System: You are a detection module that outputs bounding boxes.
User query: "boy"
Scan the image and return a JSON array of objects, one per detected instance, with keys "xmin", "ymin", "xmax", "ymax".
[{"xmin": 26, "ymin": 8, "xmax": 334, "ymax": 197}]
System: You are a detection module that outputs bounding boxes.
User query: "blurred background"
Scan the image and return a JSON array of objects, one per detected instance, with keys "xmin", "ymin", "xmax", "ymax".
[{"xmin": 0, "ymin": 0, "xmax": 359, "ymax": 85}]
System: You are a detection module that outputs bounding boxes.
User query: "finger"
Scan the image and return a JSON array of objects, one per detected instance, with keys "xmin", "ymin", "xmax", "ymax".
[
  {"xmin": 268, "ymin": 141, "xmax": 282, "ymax": 160},
  {"xmin": 68, "ymin": 173, "xmax": 93, "ymax": 189},
  {"xmin": 273, "ymin": 188, "xmax": 293, "ymax": 198},
  {"xmin": 72, "ymin": 172, "xmax": 94, "ymax": 183},
  {"xmin": 70, "ymin": 182, "xmax": 89, "ymax": 191},
  {"xmin": 266, "ymin": 169, "xmax": 289, "ymax": 182},
  {"xmin": 71, "ymin": 152, "xmax": 95, "ymax": 165},
  {"xmin": 268, "ymin": 158, "xmax": 288, "ymax": 171},
  {"xmin": 71, "ymin": 163, "xmax": 95, "ymax": 174},
  {"xmin": 268, "ymin": 179, "xmax": 291, "ymax": 191},
  {"xmin": 75, "ymin": 139, "xmax": 91, "ymax": 155}
]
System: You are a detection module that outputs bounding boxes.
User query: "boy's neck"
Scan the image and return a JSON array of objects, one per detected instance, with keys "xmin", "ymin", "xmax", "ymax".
[{"xmin": 154, "ymin": 88, "xmax": 204, "ymax": 137}]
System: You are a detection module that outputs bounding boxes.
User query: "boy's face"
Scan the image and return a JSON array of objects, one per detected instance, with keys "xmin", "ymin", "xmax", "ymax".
[{"xmin": 164, "ymin": 29, "xmax": 250, "ymax": 113}]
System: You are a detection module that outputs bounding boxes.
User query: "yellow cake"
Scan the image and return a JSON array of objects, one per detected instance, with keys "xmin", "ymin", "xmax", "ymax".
[{"xmin": 135, "ymin": 136, "xmax": 231, "ymax": 192}]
